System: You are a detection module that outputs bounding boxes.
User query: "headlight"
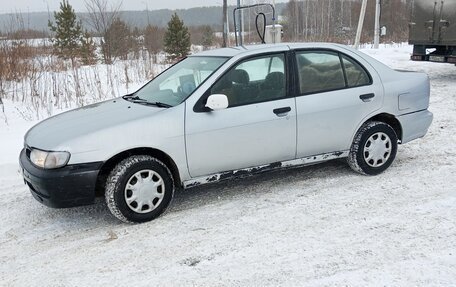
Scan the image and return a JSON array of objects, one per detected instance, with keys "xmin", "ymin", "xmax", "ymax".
[{"xmin": 30, "ymin": 149, "xmax": 70, "ymax": 169}]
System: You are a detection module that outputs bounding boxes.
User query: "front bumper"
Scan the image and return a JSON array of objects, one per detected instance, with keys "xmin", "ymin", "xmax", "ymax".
[
  {"xmin": 19, "ymin": 148, "xmax": 103, "ymax": 208},
  {"xmin": 397, "ymin": 109, "xmax": 433, "ymax": 144}
]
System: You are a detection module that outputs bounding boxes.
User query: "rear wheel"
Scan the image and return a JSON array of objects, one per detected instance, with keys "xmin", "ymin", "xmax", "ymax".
[
  {"xmin": 105, "ymin": 155, "xmax": 174, "ymax": 223},
  {"xmin": 348, "ymin": 121, "xmax": 398, "ymax": 175}
]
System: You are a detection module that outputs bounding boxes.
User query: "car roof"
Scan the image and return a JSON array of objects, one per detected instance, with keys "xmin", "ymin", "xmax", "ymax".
[{"xmin": 192, "ymin": 42, "xmax": 351, "ymax": 58}]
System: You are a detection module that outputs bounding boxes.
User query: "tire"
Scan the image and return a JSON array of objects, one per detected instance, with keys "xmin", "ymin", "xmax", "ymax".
[
  {"xmin": 348, "ymin": 121, "xmax": 398, "ymax": 175},
  {"xmin": 105, "ymin": 155, "xmax": 175, "ymax": 223}
]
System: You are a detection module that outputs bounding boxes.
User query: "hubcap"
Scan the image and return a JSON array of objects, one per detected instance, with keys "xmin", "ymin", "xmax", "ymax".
[
  {"xmin": 363, "ymin": 132, "xmax": 392, "ymax": 168},
  {"xmin": 124, "ymin": 170, "xmax": 165, "ymax": 213}
]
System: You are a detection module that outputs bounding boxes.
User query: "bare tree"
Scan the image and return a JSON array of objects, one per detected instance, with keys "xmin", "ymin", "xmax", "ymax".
[
  {"xmin": 283, "ymin": 0, "xmax": 409, "ymax": 44},
  {"xmin": 84, "ymin": 0, "xmax": 122, "ymax": 64},
  {"xmin": 104, "ymin": 17, "xmax": 133, "ymax": 61},
  {"xmin": 144, "ymin": 25, "xmax": 165, "ymax": 58}
]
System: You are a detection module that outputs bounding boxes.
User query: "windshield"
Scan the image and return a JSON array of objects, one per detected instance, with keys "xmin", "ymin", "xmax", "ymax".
[{"xmin": 129, "ymin": 56, "xmax": 228, "ymax": 107}]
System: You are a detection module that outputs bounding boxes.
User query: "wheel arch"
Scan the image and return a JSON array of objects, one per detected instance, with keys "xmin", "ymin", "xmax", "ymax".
[
  {"xmin": 95, "ymin": 147, "xmax": 182, "ymax": 196},
  {"xmin": 367, "ymin": 113, "xmax": 403, "ymax": 143}
]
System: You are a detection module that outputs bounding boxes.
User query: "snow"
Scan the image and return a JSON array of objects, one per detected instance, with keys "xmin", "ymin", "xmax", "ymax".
[{"xmin": 1, "ymin": 44, "xmax": 456, "ymax": 285}]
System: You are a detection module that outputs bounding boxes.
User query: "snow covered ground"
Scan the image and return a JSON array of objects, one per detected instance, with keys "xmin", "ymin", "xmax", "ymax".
[{"xmin": 1, "ymin": 44, "xmax": 455, "ymax": 286}]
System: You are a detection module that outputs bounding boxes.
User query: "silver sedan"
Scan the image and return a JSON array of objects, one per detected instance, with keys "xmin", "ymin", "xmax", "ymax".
[{"xmin": 20, "ymin": 43, "xmax": 433, "ymax": 222}]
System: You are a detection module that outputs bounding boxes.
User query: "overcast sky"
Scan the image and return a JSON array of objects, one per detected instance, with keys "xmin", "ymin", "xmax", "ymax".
[{"xmin": 0, "ymin": 0, "xmax": 286, "ymax": 14}]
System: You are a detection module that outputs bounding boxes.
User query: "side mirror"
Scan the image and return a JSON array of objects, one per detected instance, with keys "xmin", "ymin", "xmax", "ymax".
[{"xmin": 205, "ymin": 94, "xmax": 229, "ymax": 111}]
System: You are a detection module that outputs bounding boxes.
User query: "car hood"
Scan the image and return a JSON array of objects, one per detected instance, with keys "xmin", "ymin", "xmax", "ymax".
[{"xmin": 25, "ymin": 98, "xmax": 164, "ymax": 151}]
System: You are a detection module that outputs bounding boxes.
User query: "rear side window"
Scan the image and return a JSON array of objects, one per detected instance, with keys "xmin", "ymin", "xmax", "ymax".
[
  {"xmin": 295, "ymin": 51, "xmax": 372, "ymax": 95},
  {"xmin": 341, "ymin": 55, "xmax": 371, "ymax": 87},
  {"xmin": 296, "ymin": 51, "xmax": 345, "ymax": 94}
]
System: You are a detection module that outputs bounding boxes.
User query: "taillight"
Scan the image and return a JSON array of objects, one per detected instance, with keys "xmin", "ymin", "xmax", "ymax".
[
  {"xmin": 411, "ymin": 55, "xmax": 424, "ymax": 61},
  {"xmin": 447, "ymin": 57, "xmax": 456, "ymax": 64}
]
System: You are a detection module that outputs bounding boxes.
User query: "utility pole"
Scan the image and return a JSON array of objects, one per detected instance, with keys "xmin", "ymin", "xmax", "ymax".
[
  {"xmin": 146, "ymin": 2, "xmax": 150, "ymax": 25},
  {"xmin": 227, "ymin": 7, "xmax": 230, "ymax": 46},
  {"xmin": 223, "ymin": 0, "xmax": 228, "ymax": 47},
  {"xmin": 272, "ymin": 0, "xmax": 276, "ymax": 43},
  {"xmin": 374, "ymin": 0, "xmax": 381, "ymax": 48},
  {"xmin": 354, "ymin": 0, "xmax": 368, "ymax": 49},
  {"xmin": 237, "ymin": 0, "xmax": 243, "ymax": 45},
  {"xmin": 142, "ymin": 1, "xmax": 150, "ymax": 25}
]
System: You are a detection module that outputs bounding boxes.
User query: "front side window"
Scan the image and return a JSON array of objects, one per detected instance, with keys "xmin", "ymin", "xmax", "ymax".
[
  {"xmin": 296, "ymin": 51, "xmax": 346, "ymax": 94},
  {"xmin": 209, "ymin": 54, "xmax": 286, "ymax": 107},
  {"xmin": 132, "ymin": 56, "xmax": 228, "ymax": 107}
]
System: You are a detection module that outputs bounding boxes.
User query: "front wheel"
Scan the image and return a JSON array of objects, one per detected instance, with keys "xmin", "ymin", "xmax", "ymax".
[
  {"xmin": 348, "ymin": 121, "xmax": 398, "ymax": 175},
  {"xmin": 105, "ymin": 155, "xmax": 175, "ymax": 223}
]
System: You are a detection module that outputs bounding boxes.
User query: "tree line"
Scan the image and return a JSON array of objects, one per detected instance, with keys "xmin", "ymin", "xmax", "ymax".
[
  {"xmin": 48, "ymin": 0, "xmax": 213, "ymax": 66},
  {"xmin": 282, "ymin": 0, "xmax": 412, "ymax": 44}
]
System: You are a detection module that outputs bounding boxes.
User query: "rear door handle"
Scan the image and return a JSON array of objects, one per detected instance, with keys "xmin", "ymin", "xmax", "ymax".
[
  {"xmin": 273, "ymin": 107, "xmax": 291, "ymax": 116},
  {"xmin": 360, "ymin": 93, "xmax": 375, "ymax": 102}
]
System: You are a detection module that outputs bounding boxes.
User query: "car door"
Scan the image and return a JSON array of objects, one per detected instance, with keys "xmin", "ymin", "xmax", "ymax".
[
  {"xmin": 294, "ymin": 49, "xmax": 384, "ymax": 158},
  {"xmin": 185, "ymin": 53, "xmax": 297, "ymax": 178}
]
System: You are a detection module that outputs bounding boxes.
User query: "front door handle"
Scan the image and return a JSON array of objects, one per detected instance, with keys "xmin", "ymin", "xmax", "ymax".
[
  {"xmin": 360, "ymin": 93, "xmax": 375, "ymax": 102},
  {"xmin": 273, "ymin": 107, "xmax": 291, "ymax": 116}
]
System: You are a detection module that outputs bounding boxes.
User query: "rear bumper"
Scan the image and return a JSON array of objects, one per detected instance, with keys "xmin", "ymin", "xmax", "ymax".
[
  {"xmin": 410, "ymin": 44, "xmax": 456, "ymax": 64},
  {"xmin": 397, "ymin": 110, "xmax": 433, "ymax": 144},
  {"xmin": 19, "ymin": 148, "xmax": 103, "ymax": 208}
]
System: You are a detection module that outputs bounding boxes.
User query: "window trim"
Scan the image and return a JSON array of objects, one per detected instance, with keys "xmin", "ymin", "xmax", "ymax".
[
  {"xmin": 293, "ymin": 48, "xmax": 373, "ymax": 97},
  {"xmin": 340, "ymin": 53, "xmax": 373, "ymax": 88},
  {"xmin": 193, "ymin": 51, "xmax": 290, "ymax": 113}
]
